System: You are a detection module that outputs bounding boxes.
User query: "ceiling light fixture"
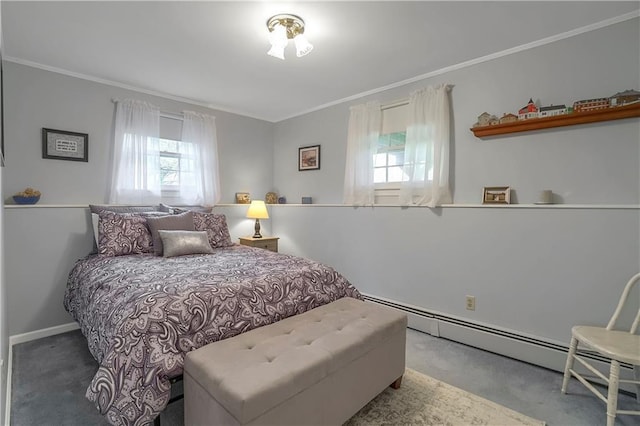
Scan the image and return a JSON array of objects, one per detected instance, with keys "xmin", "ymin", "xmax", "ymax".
[{"xmin": 266, "ymin": 14, "xmax": 313, "ymax": 60}]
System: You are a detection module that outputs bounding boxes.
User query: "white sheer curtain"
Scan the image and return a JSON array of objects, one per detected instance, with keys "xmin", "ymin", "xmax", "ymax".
[
  {"xmin": 178, "ymin": 110, "xmax": 221, "ymax": 206},
  {"xmin": 343, "ymin": 101, "xmax": 381, "ymax": 205},
  {"xmin": 399, "ymin": 84, "xmax": 452, "ymax": 207},
  {"xmin": 109, "ymin": 99, "xmax": 161, "ymax": 204}
]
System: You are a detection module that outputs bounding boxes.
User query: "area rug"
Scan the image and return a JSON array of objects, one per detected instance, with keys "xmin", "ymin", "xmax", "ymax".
[{"xmin": 345, "ymin": 368, "xmax": 546, "ymax": 426}]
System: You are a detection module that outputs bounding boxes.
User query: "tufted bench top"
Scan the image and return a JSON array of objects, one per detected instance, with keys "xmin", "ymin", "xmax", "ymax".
[{"xmin": 184, "ymin": 297, "xmax": 407, "ymax": 424}]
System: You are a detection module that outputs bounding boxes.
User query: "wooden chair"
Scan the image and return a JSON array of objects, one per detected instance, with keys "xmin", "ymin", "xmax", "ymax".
[{"xmin": 561, "ymin": 272, "xmax": 640, "ymax": 426}]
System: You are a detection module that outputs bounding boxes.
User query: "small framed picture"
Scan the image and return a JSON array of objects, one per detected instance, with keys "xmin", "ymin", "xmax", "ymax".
[
  {"xmin": 235, "ymin": 192, "xmax": 250, "ymax": 204},
  {"xmin": 482, "ymin": 186, "xmax": 511, "ymax": 204},
  {"xmin": 42, "ymin": 128, "xmax": 88, "ymax": 162},
  {"xmin": 298, "ymin": 145, "xmax": 320, "ymax": 171}
]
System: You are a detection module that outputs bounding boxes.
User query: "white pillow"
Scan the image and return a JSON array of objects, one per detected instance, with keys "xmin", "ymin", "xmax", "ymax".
[{"xmin": 92, "ymin": 213, "xmax": 100, "ymax": 246}]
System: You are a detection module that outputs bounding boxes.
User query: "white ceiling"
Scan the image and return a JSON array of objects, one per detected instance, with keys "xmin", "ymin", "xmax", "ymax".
[{"xmin": 3, "ymin": 1, "xmax": 639, "ymax": 122}]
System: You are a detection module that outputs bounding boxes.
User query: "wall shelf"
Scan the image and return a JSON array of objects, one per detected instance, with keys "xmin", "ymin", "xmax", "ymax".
[{"xmin": 470, "ymin": 103, "xmax": 640, "ymax": 138}]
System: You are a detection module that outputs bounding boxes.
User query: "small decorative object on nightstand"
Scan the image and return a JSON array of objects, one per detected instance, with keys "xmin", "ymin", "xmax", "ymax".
[{"xmin": 239, "ymin": 236, "xmax": 279, "ymax": 253}]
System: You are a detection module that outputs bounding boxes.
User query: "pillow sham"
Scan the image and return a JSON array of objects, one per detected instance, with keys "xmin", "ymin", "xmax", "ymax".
[
  {"xmin": 192, "ymin": 212, "xmax": 233, "ymax": 248},
  {"xmin": 98, "ymin": 211, "xmax": 153, "ymax": 257},
  {"xmin": 146, "ymin": 211, "xmax": 195, "ymax": 256},
  {"xmin": 91, "ymin": 211, "xmax": 169, "ymax": 249},
  {"xmin": 90, "ymin": 204, "xmax": 159, "ymax": 214},
  {"xmin": 158, "ymin": 230, "xmax": 214, "ymax": 258}
]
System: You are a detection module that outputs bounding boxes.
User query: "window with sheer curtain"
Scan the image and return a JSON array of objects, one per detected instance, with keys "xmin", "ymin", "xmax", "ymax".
[
  {"xmin": 398, "ymin": 84, "xmax": 452, "ymax": 207},
  {"xmin": 343, "ymin": 101, "xmax": 381, "ymax": 206},
  {"xmin": 343, "ymin": 84, "xmax": 452, "ymax": 207},
  {"xmin": 109, "ymin": 99, "xmax": 220, "ymax": 206}
]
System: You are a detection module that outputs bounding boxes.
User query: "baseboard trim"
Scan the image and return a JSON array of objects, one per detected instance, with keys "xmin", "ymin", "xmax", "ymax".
[
  {"xmin": 4, "ymin": 341, "xmax": 12, "ymax": 426},
  {"xmin": 362, "ymin": 293, "xmax": 638, "ymax": 393},
  {"xmin": 9, "ymin": 322, "xmax": 79, "ymax": 346}
]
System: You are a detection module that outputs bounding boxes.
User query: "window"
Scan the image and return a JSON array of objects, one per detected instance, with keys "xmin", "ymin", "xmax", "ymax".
[
  {"xmin": 110, "ymin": 100, "xmax": 220, "ymax": 205},
  {"xmin": 374, "ymin": 131, "xmax": 406, "ymax": 184},
  {"xmin": 374, "ymin": 104, "xmax": 408, "ymax": 203},
  {"xmin": 158, "ymin": 116, "xmax": 192, "ymax": 199},
  {"xmin": 159, "ymin": 138, "xmax": 181, "ymax": 189}
]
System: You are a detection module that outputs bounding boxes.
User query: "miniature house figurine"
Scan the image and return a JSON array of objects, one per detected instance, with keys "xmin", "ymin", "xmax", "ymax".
[
  {"xmin": 539, "ymin": 104, "xmax": 567, "ymax": 118},
  {"xmin": 474, "ymin": 112, "xmax": 499, "ymax": 127},
  {"xmin": 499, "ymin": 113, "xmax": 518, "ymax": 124},
  {"xmin": 573, "ymin": 98, "xmax": 610, "ymax": 112},
  {"xmin": 518, "ymin": 99, "xmax": 539, "ymax": 120},
  {"xmin": 609, "ymin": 89, "xmax": 640, "ymax": 106}
]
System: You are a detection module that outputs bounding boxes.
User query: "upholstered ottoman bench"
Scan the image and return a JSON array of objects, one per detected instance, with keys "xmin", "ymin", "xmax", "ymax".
[{"xmin": 184, "ymin": 297, "xmax": 407, "ymax": 426}]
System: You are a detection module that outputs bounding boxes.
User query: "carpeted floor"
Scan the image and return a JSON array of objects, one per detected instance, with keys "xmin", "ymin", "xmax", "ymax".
[{"xmin": 10, "ymin": 328, "xmax": 639, "ymax": 425}]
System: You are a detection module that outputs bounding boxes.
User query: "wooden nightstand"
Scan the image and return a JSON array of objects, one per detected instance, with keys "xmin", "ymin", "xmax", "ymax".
[{"xmin": 238, "ymin": 236, "xmax": 279, "ymax": 253}]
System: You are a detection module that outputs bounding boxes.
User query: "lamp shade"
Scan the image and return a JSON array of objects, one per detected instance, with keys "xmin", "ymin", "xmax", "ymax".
[
  {"xmin": 294, "ymin": 34, "xmax": 313, "ymax": 57},
  {"xmin": 267, "ymin": 23, "xmax": 287, "ymax": 59},
  {"xmin": 267, "ymin": 44, "xmax": 285, "ymax": 60},
  {"xmin": 246, "ymin": 200, "xmax": 269, "ymax": 219}
]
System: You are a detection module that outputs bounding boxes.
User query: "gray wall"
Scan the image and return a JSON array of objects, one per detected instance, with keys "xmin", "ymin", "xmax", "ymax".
[
  {"xmin": 271, "ymin": 19, "xmax": 640, "ymax": 345},
  {"xmin": 2, "ymin": 62, "xmax": 275, "ymax": 335},
  {"xmin": 2, "ymin": 62, "xmax": 274, "ymax": 204},
  {"xmin": 273, "ymin": 19, "xmax": 640, "ymax": 205}
]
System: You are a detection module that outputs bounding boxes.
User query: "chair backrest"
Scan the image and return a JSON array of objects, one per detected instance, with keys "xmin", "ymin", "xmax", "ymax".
[{"xmin": 606, "ymin": 272, "xmax": 640, "ymax": 333}]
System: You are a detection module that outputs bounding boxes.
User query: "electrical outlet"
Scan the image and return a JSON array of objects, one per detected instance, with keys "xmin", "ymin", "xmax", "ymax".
[{"xmin": 466, "ymin": 295, "xmax": 476, "ymax": 311}]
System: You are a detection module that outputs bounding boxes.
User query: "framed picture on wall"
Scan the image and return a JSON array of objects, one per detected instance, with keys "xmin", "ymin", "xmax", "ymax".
[
  {"xmin": 298, "ymin": 145, "xmax": 320, "ymax": 171},
  {"xmin": 42, "ymin": 128, "xmax": 89, "ymax": 162},
  {"xmin": 482, "ymin": 186, "xmax": 511, "ymax": 204}
]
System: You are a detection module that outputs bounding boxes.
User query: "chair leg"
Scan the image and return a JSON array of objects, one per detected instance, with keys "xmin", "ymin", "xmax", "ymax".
[
  {"xmin": 562, "ymin": 337, "xmax": 578, "ymax": 394},
  {"xmin": 634, "ymin": 365, "xmax": 640, "ymax": 404},
  {"xmin": 606, "ymin": 360, "xmax": 620, "ymax": 426}
]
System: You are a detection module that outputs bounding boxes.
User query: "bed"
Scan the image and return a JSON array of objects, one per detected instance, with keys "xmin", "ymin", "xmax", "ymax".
[{"xmin": 63, "ymin": 207, "xmax": 362, "ymax": 426}]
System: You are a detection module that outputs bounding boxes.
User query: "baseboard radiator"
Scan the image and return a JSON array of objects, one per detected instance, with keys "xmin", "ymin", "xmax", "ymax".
[{"xmin": 363, "ymin": 294, "xmax": 637, "ymax": 394}]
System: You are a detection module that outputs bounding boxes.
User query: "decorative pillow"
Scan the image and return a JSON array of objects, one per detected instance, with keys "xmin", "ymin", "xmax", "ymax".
[
  {"xmin": 98, "ymin": 211, "xmax": 153, "ymax": 256},
  {"xmin": 192, "ymin": 212, "xmax": 233, "ymax": 248},
  {"xmin": 146, "ymin": 211, "xmax": 195, "ymax": 256},
  {"xmin": 158, "ymin": 230, "xmax": 214, "ymax": 258}
]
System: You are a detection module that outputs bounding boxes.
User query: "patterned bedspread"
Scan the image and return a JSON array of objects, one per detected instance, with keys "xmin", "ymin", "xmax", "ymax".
[{"xmin": 64, "ymin": 244, "xmax": 362, "ymax": 426}]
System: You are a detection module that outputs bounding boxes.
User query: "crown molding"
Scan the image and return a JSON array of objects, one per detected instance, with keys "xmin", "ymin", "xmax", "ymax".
[{"xmin": 2, "ymin": 56, "xmax": 267, "ymax": 122}]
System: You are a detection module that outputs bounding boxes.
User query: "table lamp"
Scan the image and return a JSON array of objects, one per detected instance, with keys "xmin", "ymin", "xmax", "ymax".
[{"xmin": 246, "ymin": 200, "xmax": 269, "ymax": 238}]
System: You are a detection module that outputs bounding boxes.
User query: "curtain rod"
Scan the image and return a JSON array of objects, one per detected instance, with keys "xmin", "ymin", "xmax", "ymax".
[
  {"xmin": 111, "ymin": 98, "xmax": 183, "ymax": 121},
  {"xmin": 381, "ymin": 99, "xmax": 408, "ymax": 111},
  {"xmin": 380, "ymin": 85, "xmax": 453, "ymax": 111}
]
